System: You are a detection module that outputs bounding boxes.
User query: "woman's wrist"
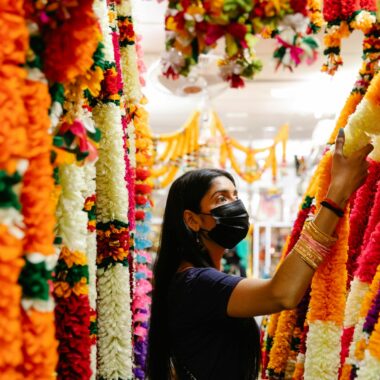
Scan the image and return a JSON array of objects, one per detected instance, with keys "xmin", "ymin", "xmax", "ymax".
[{"xmin": 325, "ymin": 185, "xmax": 349, "ymax": 209}]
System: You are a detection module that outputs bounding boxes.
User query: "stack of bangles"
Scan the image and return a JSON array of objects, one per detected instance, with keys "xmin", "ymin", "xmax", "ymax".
[{"xmin": 293, "ymin": 220, "xmax": 338, "ymax": 270}]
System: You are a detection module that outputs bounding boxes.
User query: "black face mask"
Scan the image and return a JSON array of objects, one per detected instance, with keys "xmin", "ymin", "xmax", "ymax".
[{"xmin": 200, "ymin": 199, "xmax": 250, "ymax": 249}]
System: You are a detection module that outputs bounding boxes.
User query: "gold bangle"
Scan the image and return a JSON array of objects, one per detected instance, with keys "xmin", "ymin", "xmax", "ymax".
[
  {"xmin": 303, "ymin": 220, "xmax": 337, "ymax": 247},
  {"xmin": 296, "ymin": 243, "xmax": 324, "ymax": 266},
  {"xmin": 294, "ymin": 246, "xmax": 319, "ymax": 270},
  {"xmin": 294, "ymin": 240, "xmax": 325, "ymax": 269}
]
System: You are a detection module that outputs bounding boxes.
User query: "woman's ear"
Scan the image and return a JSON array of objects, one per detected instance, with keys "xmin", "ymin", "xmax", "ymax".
[{"xmin": 183, "ymin": 210, "xmax": 201, "ymax": 232}]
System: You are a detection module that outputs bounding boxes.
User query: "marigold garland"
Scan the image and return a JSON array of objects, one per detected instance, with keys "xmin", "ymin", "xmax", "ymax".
[
  {"xmin": 20, "ymin": 76, "xmax": 58, "ymax": 379},
  {"xmin": 304, "ymin": 152, "xmax": 350, "ymax": 379},
  {"xmin": 266, "ymin": 196, "xmax": 315, "ymax": 378},
  {"xmin": 25, "ymin": 0, "xmax": 100, "ymax": 84}
]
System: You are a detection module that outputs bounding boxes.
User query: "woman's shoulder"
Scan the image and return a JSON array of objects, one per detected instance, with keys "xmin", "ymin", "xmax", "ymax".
[{"xmin": 173, "ymin": 267, "xmax": 242, "ymax": 290}]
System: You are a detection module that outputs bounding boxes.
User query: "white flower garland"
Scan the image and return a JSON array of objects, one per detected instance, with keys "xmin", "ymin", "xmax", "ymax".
[
  {"xmin": 82, "ymin": 163, "xmax": 97, "ymax": 310},
  {"xmin": 344, "ymin": 278, "xmax": 371, "ymax": 328},
  {"xmin": 56, "ymin": 164, "xmax": 88, "ymax": 252},
  {"xmin": 356, "ymin": 350, "xmax": 380, "ymax": 380},
  {"xmin": 304, "ymin": 321, "xmax": 341, "ymax": 379},
  {"xmin": 93, "ymin": 0, "xmax": 115, "ymax": 62},
  {"xmin": 82, "ymin": 162, "xmax": 98, "ymax": 379},
  {"xmin": 96, "ymin": 264, "xmax": 133, "ymax": 379},
  {"xmin": 93, "ymin": 103, "xmax": 129, "ymax": 224},
  {"xmin": 92, "ymin": 0, "xmax": 133, "ymax": 378}
]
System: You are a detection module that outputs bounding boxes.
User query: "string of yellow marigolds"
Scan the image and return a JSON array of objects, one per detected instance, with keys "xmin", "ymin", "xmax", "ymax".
[{"xmin": 149, "ymin": 110, "xmax": 289, "ymax": 188}]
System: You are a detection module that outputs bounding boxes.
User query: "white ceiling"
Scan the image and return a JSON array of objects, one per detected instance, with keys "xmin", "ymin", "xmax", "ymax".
[{"xmin": 132, "ymin": 0, "xmax": 364, "ymax": 142}]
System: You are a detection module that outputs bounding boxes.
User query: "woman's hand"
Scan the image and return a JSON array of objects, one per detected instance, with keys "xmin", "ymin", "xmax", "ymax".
[{"xmin": 328, "ymin": 128, "xmax": 373, "ymax": 207}]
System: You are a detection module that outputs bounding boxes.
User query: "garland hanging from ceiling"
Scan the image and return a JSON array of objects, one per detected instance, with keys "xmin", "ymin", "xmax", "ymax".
[
  {"xmin": 162, "ymin": 0, "xmax": 320, "ymax": 87},
  {"xmin": 150, "ymin": 111, "xmax": 288, "ymax": 188}
]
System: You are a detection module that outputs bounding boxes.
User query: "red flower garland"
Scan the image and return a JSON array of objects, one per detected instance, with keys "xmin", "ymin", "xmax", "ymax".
[
  {"xmin": 361, "ymin": 181, "xmax": 380, "ymax": 254},
  {"xmin": 346, "ymin": 160, "xmax": 380, "ymax": 283},
  {"xmin": 55, "ymin": 295, "xmax": 92, "ymax": 380},
  {"xmin": 323, "ymin": 0, "xmax": 342, "ymax": 22}
]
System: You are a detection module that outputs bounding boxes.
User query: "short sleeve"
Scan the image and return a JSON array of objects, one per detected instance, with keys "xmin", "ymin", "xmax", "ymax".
[{"xmin": 183, "ymin": 268, "xmax": 243, "ymax": 321}]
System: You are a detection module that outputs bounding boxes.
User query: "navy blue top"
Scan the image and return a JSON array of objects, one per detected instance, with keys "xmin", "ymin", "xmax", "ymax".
[{"xmin": 168, "ymin": 267, "xmax": 254, "ymax": 380}]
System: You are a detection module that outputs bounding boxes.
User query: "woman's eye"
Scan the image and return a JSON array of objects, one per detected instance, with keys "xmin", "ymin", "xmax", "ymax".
[{"xmin": 217, "ymin": 195, "xmax": 227, "ymax": 203}]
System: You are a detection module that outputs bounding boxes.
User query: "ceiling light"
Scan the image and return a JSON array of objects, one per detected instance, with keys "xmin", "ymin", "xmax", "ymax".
[{"xmin": 225, "ymin": 112, "xmax": 249, "ymax": 118}]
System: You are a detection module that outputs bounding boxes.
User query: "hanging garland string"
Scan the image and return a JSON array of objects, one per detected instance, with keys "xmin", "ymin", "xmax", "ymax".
[
  {"xmin": 150, "ymin": 111, "xmax": 288, "ymax": 188},
  {"xmin": 340, "ymin": 185, "xmax": 380, "ymax": 379},
  {"xmin": 214, "ymin": 112, "xmax": 288, "ymax": 184},
  {"xmin": 92, "ymin": 0, "xmax": 134, "ymax": 377},
  {"xmin": 54, "ymin": 164, "xmax": 92, "ymax": 380},
  {"xmin": 0, "ymin": 1, "xmax": 29, "ymax": 377}
]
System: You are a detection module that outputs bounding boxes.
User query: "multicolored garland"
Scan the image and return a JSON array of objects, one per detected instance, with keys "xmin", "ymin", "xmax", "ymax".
[
  {"xmin": 163, "ymin": 0, "xmax": 263, "ymax": 88},
  {"xmin": 93, "ymin": 0, "xmax": 133, "ymax": 377},
  {"xmin": 265, "ymin": 197, "xmax": 315, "ymax": 379},
  {"xmin": 54, "ymin": 164, "xmax": 92, "ymax": 380}
]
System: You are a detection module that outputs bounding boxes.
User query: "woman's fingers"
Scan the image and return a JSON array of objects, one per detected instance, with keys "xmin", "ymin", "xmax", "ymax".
[
  {"xmin": 335, "ymin": 128, "xmax": 345, "ymax": 156},
  {"xmin": 353, "ymin": 143, "xmax": 374, "ymax": 160}
]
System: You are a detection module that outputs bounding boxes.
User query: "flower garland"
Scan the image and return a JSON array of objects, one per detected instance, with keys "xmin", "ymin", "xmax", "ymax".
[
  {"xmin": 82, "ymin": 163, "xmax": 98, "ymax": 379},
  {"xmin": 340, "ymin": 194, "xmax": 380, "ymax": 379},
  {"xmin": 327, "ymin": 28, "xmax": 380, "ymax": 144},
  {"xmin": 19, "ymin": 64, "xmax": 59, "ymax": 378},
  {"xmin": 321, "ymin": 0, "xmax": 351, "ymax": 75},
  {"xmin": 163, "ymin": 0, "xmax": 263, "ymax": 88},
  {"xmin": 25, "ymin": 0, "xmax": 100, "ymax": 84},
  {"xmin": 344, "ymin": 71, "xmax": 380, "ymax": 158},
  {"xmin": 355, "ymin": 285, "xmax": 380, "ymax": 379},
  {"xmin": 92, "ymin": 0, "xmax": 133, "ymax": 377},
  {"xmin": 266, "ymin": 196, "xmax": 315, "ymax": 379},
  {"xmin": 306, "ymin": 0, "xmax": 324, "ymax": 32},
  {"xmin": 339, "ymin": 162, "xmax": 380, "ymax": 378},
  {"xmin": 133, "ymin": 106, "xmax": 154, "ymax": 378},
  {"xmin": 54, "ymin": 164, "xmax": 92, "ymax": 380},
  {"xmin": 0, "ymin": 3, "xmax": 29, "ymax": 375},
  {"xmin": 272, "ymin": 0, "xmax": 320, "ymax": 72},
  {"xmin": 346, "ymin": 161, "xmax": 380, "ymax": 281},
  {"xmin": 304, "ymin": 152, "xmax": 351, "ymax": 380},
  {"xmin": 342, "ymin": 263, "xmax": 380, "ymax": 379}
]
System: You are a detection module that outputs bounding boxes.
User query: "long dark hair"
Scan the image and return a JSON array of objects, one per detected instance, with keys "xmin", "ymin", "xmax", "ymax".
[{"xmin": 146, "ymin": 169, "xmax": 260, "ymax": 379}]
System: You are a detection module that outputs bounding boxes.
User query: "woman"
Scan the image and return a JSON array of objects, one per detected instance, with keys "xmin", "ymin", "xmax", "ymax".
[{"xmin": 147, "ymin": 130, "xmax": 373, "ymax": 380}]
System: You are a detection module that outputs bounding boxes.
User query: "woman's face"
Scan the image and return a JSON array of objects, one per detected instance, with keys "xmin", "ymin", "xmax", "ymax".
[{"xmin": 183, "ymin": 175, "xmax": 238, "ymax": 233}]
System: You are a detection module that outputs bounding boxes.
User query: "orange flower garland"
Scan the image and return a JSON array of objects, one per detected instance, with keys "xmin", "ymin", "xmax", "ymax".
[
  {"xmin": 304, "ymin": 152, "xmax": 350, "ymax": 378},
  {"xmin": 20, "ymin": 78, "xmax": 58, "ymax": 379},
  {"xmin": 0, "ymin": 1, "xmax": 30, "ymax": 378}
]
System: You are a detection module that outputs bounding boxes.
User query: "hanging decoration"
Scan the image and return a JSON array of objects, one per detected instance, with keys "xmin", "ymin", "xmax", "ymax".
[
  {"xmin": 150, "ymin": 111, "xmax": 288, "ymax": 188},
  {"xmin": 54, "ymin": 165, "xmax": 92, "ymax": 380},
  {"xmin": 19, "ymin": 27, "xmax": 59, "ymax": 380},
  {"xmin": 163, "ymin": 0, "xmax": 263, "ymax": 88},
  {"xmin": 272, "ymin": 0, "xmax": 319, "ymax": 71},
  {"xmin": 93, "ymin": 0, "xmax": 134, "ymax": 378},
  {"xmin": 0, "ymin": 1, "xmax": 29, "ymax": 377},
  {"xmin": 163, "ymin": 0, "xmax": 320, "ymax": 87},
  {"xmin": 321, "ymin": 0, "xmax": 378, "ymax": 75},
  {"xmin": 262, "ymin": 33, "xmax": 380, "ymax": 379},
  {"xmin": 215, "ymin": 113, "xmax": 288, "ymax": 183}
]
